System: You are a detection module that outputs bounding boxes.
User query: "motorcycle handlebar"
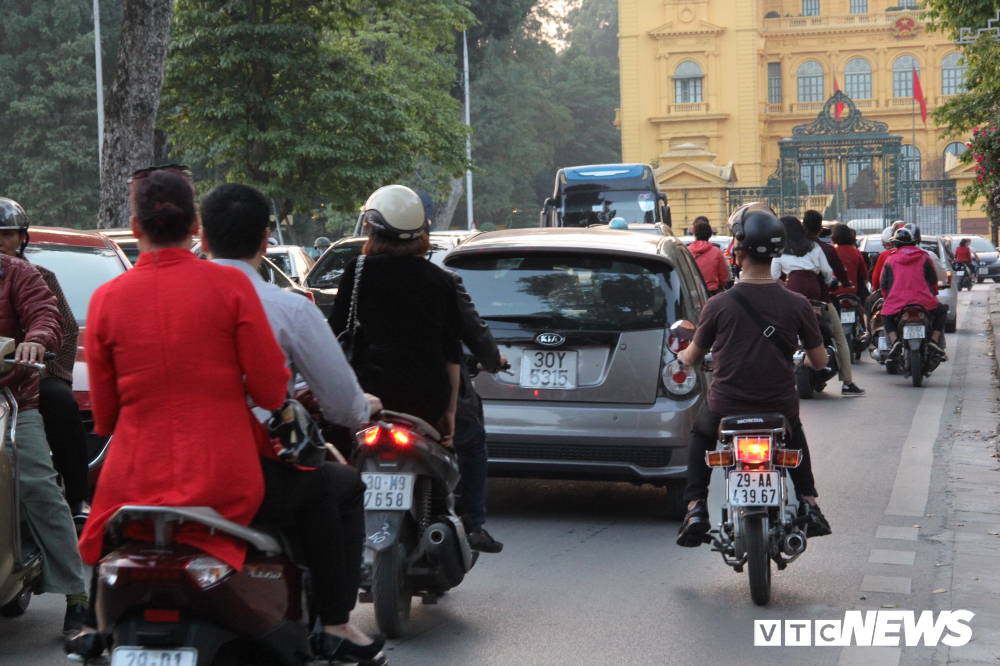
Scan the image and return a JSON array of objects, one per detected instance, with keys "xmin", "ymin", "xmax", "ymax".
[{"xmin": 3, "ymin": 352, "xmax": 56, "ymax": 372}]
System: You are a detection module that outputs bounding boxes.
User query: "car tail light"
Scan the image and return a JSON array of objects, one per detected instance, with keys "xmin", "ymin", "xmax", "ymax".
[
  {"xmin": 667, "ymin": 333, "xmax": 690, "ymax": 353},
  {"xmin": 305, "ymin": 291, "xmax": 316, "ymax": 303},
  {"xmin": 735, "ymin": 436, "xmax": 770, "ymax": 463},
  {"xmin": 185, "ymin": 556, "xmax": 233, "ymax": 589},
  {"xmin": 706, "ymin": 450, "xmax": 734, "ymax": 467},
  {"xmin": 360, "ymin": 426, "xmax": 381, "ymax": 446},
  {"xmin": 144, "ymin": 609, "xmax": 180, "ymax": 623},
  {"xmin": 774, "ymin": 449, "xmax": 802, "ymax": 468},
  {"xmin": 662, "ymin": 359, "xmax": 696, "ymax": 396},
  {"xmin": 389, "ymin": 428, "xmax": 411, "ymax": 446}
]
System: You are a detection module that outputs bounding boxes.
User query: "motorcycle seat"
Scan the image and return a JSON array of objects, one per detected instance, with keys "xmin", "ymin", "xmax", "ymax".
[
  {"xmin": 719, "ymin": 413, "xmax": 790, "ymax": 436},
  {"xmin": 107, "ymin": 506, "xmax": 282, "ymax": 557}
]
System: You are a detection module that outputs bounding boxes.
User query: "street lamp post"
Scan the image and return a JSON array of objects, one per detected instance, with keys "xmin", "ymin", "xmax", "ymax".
[
  {"xmin": 93, "ymin": 0, "xmax": 104, "ymax": 167},
  {"xmin": 463, "ymin": 30, "xmax": 474, "ymax": 230}
]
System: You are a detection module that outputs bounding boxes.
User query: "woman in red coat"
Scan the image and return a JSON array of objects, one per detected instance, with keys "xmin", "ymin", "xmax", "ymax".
[{"xmin": 831, "ymin": 223, "xmax": 868, "ymax": 298}]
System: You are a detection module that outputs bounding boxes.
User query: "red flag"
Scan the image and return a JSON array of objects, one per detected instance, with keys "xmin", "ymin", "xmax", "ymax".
[
  {"xmin": 913, "ymin": 67, "xmax": 928, "ymax": 128},
  {"xmin": 833, "ymin": 75, "xmax": 844, "ymax": 120}
]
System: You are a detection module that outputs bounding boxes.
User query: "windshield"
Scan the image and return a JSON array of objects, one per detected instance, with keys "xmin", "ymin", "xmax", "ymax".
[
  {"xmin": 559, "ymin": 190, "xmax": 660, "ymax": 227},
  {"xmin": 267, "ymin": 252, "xmax": 293, "ymax": 276},
  {"xmin": 447, "ymin": 252, "xmax": 676, "ymax": 331},
  {"xmin": 24, "ymin": 245, "xmax": 126, "ymax": 325},
  {"xmin": 865, "ymin": 238, "xmax": 885, "ymax": 253},
  {"xmin": 970, "ymin": 238, "xmax": 997, "ymax": 253},
  {"xmin": 112, "ymin": 238, "xmax": 140, "ymax": 264}
]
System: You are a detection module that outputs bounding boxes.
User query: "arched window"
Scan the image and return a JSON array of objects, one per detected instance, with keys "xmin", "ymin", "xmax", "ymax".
[
  {"xmin": 942, "ymin": 53, "xmax": 968, "ymax": 95},
  {"xmin": 674, "ymin": 61, "xmax": 703, "ymax": 104},
  {"xmin": 892, "ymin": 55, "xmax": 920, "ymax": 97},
  {"xmin": 944, "ymin": 142, "xmax": 968, "ymax": 164},
  {"xmin": 844, "ymin": 58, "xmax": 872, "ymax": 99},
  {"xmin": 797, "ymin": 60, "xmax": 824, "ymax": 103},
  {"xmin": 901, "ymin": 144, "xmax": 921, "ymax": 181}
]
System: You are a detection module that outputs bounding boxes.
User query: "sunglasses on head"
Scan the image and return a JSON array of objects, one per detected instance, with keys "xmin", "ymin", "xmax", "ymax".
[{"xmin": 127, "ymin": 164, "xmax": 194, "ymax": 185}]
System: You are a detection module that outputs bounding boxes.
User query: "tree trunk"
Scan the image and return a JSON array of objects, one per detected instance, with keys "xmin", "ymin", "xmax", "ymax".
[
  {"xmin": 97, "ymin": 0, "xmax": 173, "ymax": 229},
  {"xmin": 433, "ymin": 177, "xmax": 464, "ymax": 231}
]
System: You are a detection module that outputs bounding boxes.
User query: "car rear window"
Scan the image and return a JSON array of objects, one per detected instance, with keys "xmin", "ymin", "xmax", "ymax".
[
  {"xmin": 267, "ymin": 252, "xmax": 293, "ymax": 276},
  {"xmin": 308, "ymin": 243, "xmax": 364, "ymax": 288},
  {"xmin": 447, "ymin": 252, "xmax": 677, "ymax": 331},
  {"xmin": 25, "ymin": 245, "xmax": 126, "ymax": 325}
]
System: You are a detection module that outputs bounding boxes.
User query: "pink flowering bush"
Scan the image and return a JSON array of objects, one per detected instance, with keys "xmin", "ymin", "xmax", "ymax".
[{"xmin": 965, "ymin": 124, "xmax": 1000, "ymax": 222}]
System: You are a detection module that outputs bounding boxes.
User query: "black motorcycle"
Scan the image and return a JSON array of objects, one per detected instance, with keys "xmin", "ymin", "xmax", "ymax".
[
  {"xmin": 895, "ymin": 304, "xmax": 944, "ymax": 387},
  {"xmin": 955, "ymin": 262, "xmax": 974, "ymax": 291},
  {"xmin": 355, "ymin": 411, "xmax": 477, "ymax": 637},
  {"xmin": 794, "ymin": 301, "xmax": 840, "ymax": 399},
  {"xmin": 836, "ymin": 294, "xmax": 868, "ymax": 363}
]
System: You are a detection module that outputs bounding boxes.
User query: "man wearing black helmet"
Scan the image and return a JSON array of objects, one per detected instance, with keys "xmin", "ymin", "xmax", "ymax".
[{"xmin": 675, "ymin": 204, "xmax": 833, "ymax": 547}]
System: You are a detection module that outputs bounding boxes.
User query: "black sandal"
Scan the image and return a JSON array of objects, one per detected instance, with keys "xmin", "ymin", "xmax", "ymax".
[
  {"xmin": 64, "ymin": 631, "xmax": 106, "ymax": 661},
  {"xmin": 310, "ymin": 632, "xmax": 387, "ymax": 664}
]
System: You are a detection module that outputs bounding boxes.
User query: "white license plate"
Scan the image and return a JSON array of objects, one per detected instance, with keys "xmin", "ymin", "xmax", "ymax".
[
  {"xmin": 520, "ymin": 349, "xmax": 578, "ymax": 390},
  {"xmin": 903, "ymin": 325, "xmax": 924, "ymax": 340},
  {"xmin": 956, "ymin": 270, "xmax": 965, "ymax": 277},
  {"xmin": 729, "ymin": 471, "xmax": 780, "ymax": 506},
  {"xmin": 877, "ymin": 335, "xmax": 889, "ymax": 351},
  {"xmin": 840, "ymin": 311, "xmax": 856, "ymax": 324},
  {"xmin": 111, "ymin": 647, "xmax": 197, "ymax": 666},
  {"xmin": 362, "ymin": 473, "xmax": 415, "ymax": 510},
  {"xmin": 980, "ymin": 267, "xmax": 989, "ymax": 275}
]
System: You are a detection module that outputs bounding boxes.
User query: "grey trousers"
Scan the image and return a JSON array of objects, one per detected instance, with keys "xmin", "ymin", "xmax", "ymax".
[
  {"xmin": 823, "ymin": 302, "xmax": 854, "ymax": 384},
  {"xmin": 5, "ymin": 409, "xmax": 86, "ymax": 595}
]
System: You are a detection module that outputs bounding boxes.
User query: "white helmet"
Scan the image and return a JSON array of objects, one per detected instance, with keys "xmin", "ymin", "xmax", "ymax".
[
  {"xmin": 363, "ymin": 185, "xmax": 427, "ymax": 240},
  {"xmin": 881, "ymin": 221, "xmax": 905, "ymax": 246}
]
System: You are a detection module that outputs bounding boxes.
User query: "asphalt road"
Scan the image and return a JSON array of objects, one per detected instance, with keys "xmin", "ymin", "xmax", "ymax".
[{"xmin": 2, "ymin": 285, "xmax": 992, "ymax": 666}]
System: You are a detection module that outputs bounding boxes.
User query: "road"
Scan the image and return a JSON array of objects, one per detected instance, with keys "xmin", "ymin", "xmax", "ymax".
[{"xmin": 3, "ymin": 285, "xmax": 994, "ymax": 666}]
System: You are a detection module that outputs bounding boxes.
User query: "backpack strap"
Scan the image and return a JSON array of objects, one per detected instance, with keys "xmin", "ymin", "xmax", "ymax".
[{"xmin": 727, "ymin": 289, "xmax": 795, "ymax": 364}]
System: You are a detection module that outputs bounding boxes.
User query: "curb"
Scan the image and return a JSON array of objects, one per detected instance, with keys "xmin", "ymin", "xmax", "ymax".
[{"xmin": 989, "ymin": 285, "xmax": 1000, "ymax": 378}]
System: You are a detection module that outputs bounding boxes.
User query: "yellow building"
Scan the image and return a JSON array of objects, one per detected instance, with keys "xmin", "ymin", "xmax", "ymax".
[{"xmin": 617, "ymin": 0, "xmax": 984, "ymax": 233}]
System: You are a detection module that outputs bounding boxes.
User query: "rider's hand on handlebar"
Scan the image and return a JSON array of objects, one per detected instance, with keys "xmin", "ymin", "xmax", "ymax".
[
  {"xmin": 677, "ymin": 347, "xmax": 693, "ymax": 369},
  {"xmin": 15, "ymin": 342, "xmax": 46, "ymax": 365},
  {"xmin": 365, "ymin": 394, "xmax": 383, "ymax": 418}
]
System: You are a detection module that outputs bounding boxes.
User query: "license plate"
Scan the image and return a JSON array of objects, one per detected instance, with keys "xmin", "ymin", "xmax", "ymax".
[
  {"xmin": 903, "ymin": 325, "xmax": 924, "ymax": 340},
  {"xmin": 362, "ymin": 473, "xmax": 415, "ymax": 510},
  {"xmin": 840, "ymin": 311, "xmax": 856, "ymax": 324},
  {"xmin": 957, "ymin": 270, "xmax": 965, "ymax": 277},
  {"xmin": 520, "ymin": 350, "xmax": 578, "ymax": 390},
  {"xmin": 877, "ymin": 335, "xmax": 889, "ymax": 351},
  {"xmin": 728, "ymin": 471, "xmax": 780, "ymax": 506},
  {"xmin": 111, "ymin": 648, "xmax": 197, "ymax": 666},
  {"xmin": 980, "ymin": 267, "xmax": 989, "ymax": 275}
]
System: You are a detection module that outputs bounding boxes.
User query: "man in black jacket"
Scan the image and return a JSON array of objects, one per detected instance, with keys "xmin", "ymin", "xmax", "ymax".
[{"xmin": 445, "ymin": 269, "xmax": 505, "ymax": 553}]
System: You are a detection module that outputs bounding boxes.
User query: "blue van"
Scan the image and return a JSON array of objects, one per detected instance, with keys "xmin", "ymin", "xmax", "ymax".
[{"xmin": 540, "ymin": 163, "xmax": 671, "ymax": 229}]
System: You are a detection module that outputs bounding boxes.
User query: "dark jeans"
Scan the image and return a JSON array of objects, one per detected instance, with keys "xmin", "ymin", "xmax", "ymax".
[
  {"xmin": 683, "ymin": 406, "xmax": 818, "ymax": 503},
  {"xmin": 38, "ymin": 377, "xmax": 90, "ymax": 504},
  {"xmin": 453, "ymin": 419, "xmax": 488, "ymax": 529},
  {"xmin": 256, "ymin": 458, "xmax": 366, "ymax": 626},
  {"xmin": 883, "ymin": 303, "xmax": 948, "ymax": 338}
]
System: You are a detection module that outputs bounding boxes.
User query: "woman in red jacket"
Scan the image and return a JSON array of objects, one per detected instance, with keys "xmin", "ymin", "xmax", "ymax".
[
  {"xmin": 688, "ymin": 219, "xmax": 730, "ymax": 296},
  {"xmin": 831, "ymin": 223, "xmax": 868, "ymax": 299}
]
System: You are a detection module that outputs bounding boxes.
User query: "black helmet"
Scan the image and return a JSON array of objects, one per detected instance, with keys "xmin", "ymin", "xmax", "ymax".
[
  {"xmin": 0, "ymin": 198, "xmax": 30, "ymax": 257},
  {"xmin": 728, "ymin": 203, "xmax": 785, "ymax": 259},
  {"xmin": 313, "ymin": 236, "xmax": 331, "ymax": 249},
  {"xmin": 891, "ymin": 223, "xmax": 919, "ymax": 246}
]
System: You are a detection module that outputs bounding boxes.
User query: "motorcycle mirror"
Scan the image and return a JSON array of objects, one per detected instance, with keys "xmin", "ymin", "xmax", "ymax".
[{"xmin": 669, "ymin": 319, "xmax": 696, "ymax": 341}]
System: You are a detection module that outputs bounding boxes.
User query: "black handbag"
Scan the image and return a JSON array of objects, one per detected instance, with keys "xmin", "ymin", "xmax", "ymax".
[
  {"xmin": 336, "ymin": 254, "xmax": 365, "ymax": 364},
  {"xmin": 266, "ymin": 399, "xmax": 329, "ymax": 469}
]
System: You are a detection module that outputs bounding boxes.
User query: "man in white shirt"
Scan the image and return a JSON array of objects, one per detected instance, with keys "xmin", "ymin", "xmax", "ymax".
[{"xmin": 200, "ymin": 183, "xmax": 385, "ymax": 659}]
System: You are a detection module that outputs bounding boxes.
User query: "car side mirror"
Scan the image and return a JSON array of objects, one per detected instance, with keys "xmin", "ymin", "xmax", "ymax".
[
  {"xmin": 661, "ymin": 204, "xmax": 672, "ymax": 228},
  {"xmin": 669, "ymin": 319, "xmax": 696, "ymax": 341}
]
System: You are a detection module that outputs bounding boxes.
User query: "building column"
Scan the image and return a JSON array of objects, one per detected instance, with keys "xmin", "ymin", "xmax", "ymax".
[
  {"xmin": 618, "ymin": 0, "xmax": 642, "ymax": 162},
  {"xmin": 734, "ymin": 0, "xmax": 762, "ymax": 185}
]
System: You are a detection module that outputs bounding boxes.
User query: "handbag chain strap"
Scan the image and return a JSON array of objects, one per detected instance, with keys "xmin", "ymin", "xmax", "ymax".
[{"xmin": 347, "ymin": 255, "xmax": 365, "ymax": 333}]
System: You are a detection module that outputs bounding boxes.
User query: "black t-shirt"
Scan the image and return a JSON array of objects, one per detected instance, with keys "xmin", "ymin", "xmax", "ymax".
[{"xmin": 693, "ymin": 282, "xmax": 822, "ymax": 418}]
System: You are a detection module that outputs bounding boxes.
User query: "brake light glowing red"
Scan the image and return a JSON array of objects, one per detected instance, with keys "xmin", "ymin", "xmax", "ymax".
[
  {"xmin": 305, "ymin": 291, "xmax": 316, "ymax": 303},
  {"xmin": 840, "ymin": 299, "xmax": 851, "ymax": 310},
  {"xmin": 736, "ymin": 436, "xmax": 770, "ymax": 463},
  {"xmin": 362, "ymin": 427, "xmax": 380, "ymax": 446},
  {"xmin": 390, "ymin": 429, "xmax": 411, "ymax": 446},
  {"xmin": 144, "ymin": 609, "xmax": 180, "ymax": 623}
]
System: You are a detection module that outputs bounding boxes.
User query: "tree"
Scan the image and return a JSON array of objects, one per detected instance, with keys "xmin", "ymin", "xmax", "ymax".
[
  {"xmin": 161, "ymin": 0, "xmax": 470, "ymax": 243},
  {"xmin": 98, "ymin": 0, "xmax": 174, "ymax": 228},
  {"xmin": 0, "ymin": 0, "xmax": 122, "ymax": 228}
]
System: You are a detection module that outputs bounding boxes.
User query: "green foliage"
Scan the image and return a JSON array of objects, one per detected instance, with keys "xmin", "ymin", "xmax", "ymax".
[
  {"xmin": 0, "ymin": 0, "xmax": 121, "ymax": 228},
  {"xmin": 161, "ymin": 0, "xmax": 471, "ymax": 222}
]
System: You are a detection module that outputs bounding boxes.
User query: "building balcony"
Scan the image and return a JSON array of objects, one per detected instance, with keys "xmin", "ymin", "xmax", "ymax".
[
  {"xmin": 669, "ymin": 102, "xmax": 709, "ymax": 114},
  {"xmin": 761, "ymin": 12, "xmax": 916, "ymax": 33}
]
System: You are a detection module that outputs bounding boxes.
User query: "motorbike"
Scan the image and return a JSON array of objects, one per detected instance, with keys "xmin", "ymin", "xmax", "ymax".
[
  {"xmin": 793, "ymin": 300, "xmax": 840, "ymax": 399},
  {"xmin": 867, "ymin": 296, "xmax": 901, "ymax": 375},
  {"xmin": 895, "ymin": 304, "xmax": 944, "ymax": 387},
  {"xmin": 955, "ymin": 261, "xmax": 974, "ymax": 291},
  {"xmin": 702, "ymin": 414, "xmax": 810, "ymax": 605},
  {"xmin": 355, "ymin": 411, "xmax": 477, "ymax": 638},
  {"xmin": 0, "ymin": 340, "xmax": 58, "ymax": 618},
  {"xmin": 836, "ymin": 294, "xmax": 868, "ymax": 363}
]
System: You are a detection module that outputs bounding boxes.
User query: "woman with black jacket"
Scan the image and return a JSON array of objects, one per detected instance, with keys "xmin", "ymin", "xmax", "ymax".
[{"xmin": 330, "ymin": 185, "xmax": 463, "ymax": 446}]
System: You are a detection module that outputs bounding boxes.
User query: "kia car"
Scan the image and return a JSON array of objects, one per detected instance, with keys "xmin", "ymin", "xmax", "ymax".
[{"xmin": 443, "ymin": 228, "xmax": 712, "ymax": 518}]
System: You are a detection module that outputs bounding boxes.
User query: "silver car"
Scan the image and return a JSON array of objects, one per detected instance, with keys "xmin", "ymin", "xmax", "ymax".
[
  {"xmin": 265, "ymin": 245, "xmax": 315, "ymax": 285},
  {"xmin": 444, "ymin": 228, "xmax": 712, "ymax": 517}
]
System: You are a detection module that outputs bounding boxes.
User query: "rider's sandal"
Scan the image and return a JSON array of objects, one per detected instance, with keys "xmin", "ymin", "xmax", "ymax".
[
  {"xmin": 310, "ymin": 632, "xmax": 387, "ymax": 664},
  {"xmin": 64, "ymin": 631, "xmax": 106, "ymax": 662}
]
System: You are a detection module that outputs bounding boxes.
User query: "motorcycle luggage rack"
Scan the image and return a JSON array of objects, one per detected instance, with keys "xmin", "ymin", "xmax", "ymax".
[{"xmin": 107, "ymin": 506, "xmax": 282, "ymax": 556}]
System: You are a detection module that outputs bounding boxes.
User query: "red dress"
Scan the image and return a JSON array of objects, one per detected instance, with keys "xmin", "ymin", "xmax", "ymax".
[{"xmin": 79, "ymin": 249, "xmax": 290, "ymax": 569}]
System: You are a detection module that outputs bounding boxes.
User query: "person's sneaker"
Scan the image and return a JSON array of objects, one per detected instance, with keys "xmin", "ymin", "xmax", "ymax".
[
  {"xmin": 63, "ymin": 603, "xmax": 87, "ymax": 637},
  {"xmin": 928, "ymin": 341, "xmax": 948, "ymax": 361},
  {"xmin": 467, "ymin": 528, "xmax": 503, "ymax": 554},
  {"xmin": 841, "ymin": 383, "xmax": 866, "ymax": 397},
  {"xmin": 799, "ymin": 502, "xmax": 832, "ymax": 538},
  {"xmin": 676, "ymin": 500, "xmax": 711, "ymax": 548},
  {"xmin": 886, "ymin": 341, "xmax": 903, "ymax": 361}
]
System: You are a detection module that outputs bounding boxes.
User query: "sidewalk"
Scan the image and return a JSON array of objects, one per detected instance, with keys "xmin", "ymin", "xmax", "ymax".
[{"xmin": 943, "ymin": 286, "xmax": 1000, "ymax": 664}]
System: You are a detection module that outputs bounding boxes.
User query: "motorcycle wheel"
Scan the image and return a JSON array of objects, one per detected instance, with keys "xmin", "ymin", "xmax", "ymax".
[
  {"xmin": 796, "ymin": 368, "xmax": 814, "ymax": 400},
  {"xmin": 745, "ymin": 517, "xmax": 771, "ymax": 606},
  {"xmin": 911, "ymin": 350, "xmax": 923, "ymax": 387},
  {"xmin": 0, "ymin": 586, "xmax": 31, "ymax": 617},
  {"xmin": 372, "ymin": 542, "xmax": 412, "ymax": 638}
]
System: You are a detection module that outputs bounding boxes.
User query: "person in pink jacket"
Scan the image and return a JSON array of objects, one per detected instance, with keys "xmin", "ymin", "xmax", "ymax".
[{"xmin": 688, "ymin": 218, "xmax": 730, "ymax": 296}]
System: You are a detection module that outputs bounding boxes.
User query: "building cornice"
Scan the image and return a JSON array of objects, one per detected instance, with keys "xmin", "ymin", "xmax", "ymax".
[{"xmin": 649, "ymin": 20, "xmax": 726, "ymax": 38}]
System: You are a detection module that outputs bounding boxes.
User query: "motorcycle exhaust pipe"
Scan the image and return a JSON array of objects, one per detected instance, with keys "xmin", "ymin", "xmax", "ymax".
[
  {"xmin": 422, "ymin": 522, "xmax": 465, "ymax": 589},
  {"xmin": 783, "ymin": 532, "xmax": 806, "ymax": 556}
]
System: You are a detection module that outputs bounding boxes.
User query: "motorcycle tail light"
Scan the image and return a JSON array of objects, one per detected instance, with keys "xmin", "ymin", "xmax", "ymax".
[
  {"xmin": 360, "ymin": 426, "xmax": 381, "ymax": 446},
  {"xmin": 99, "ymin": 556, "xmax": 185, "ymax": 588},
  {"xmin": 662, "ymin": 359, "xmax": 696, "ymax": 397},
  {"xmin": 705, "ymin": 450, "xmax": 734, "ymax": 467},
  {"xmin": 389, "ymin": 428, "xmax": 412, "ymax": 446},
  {"xmin": 185, "ymin": 556, "xmax": 234, "ymax": 590},
  {"xmin": 735, "ymin": 436, "xmax": 770, "ymax": 463},
  {"xmin": 144, "ymin": 609, "xmax": 180, "ymax": 623},
  {"xmin": 773, "ymin": 449, "xmax": 802, "ymax": 468},
  {"xmin": 839, "ymin": 299, "xmax": 852, "ymax": 310},
  {"xmin": 902, "ymin": 310, "xmax": 923, "ymax": 323}
]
